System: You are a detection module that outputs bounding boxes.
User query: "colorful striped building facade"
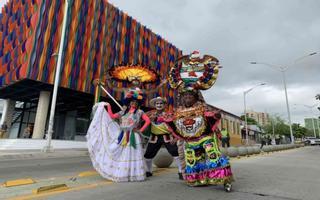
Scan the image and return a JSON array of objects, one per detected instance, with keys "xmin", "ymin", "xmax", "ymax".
[
  {"xmin": 0, "ymin": 0, "xmax": 181, "ymax": 107},
  {"xmin": 0, "ymin": 0, "xmax": 181, "ymax": 139}
]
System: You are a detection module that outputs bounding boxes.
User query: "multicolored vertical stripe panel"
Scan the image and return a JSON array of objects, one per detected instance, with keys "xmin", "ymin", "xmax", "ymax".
[
  {"xmin": 0, "ymin": 0, "xmax": 40, "ymax": 87},
  {"xmin": 0, "ymin": 0, "xmax": 182, "ymax": 110}
]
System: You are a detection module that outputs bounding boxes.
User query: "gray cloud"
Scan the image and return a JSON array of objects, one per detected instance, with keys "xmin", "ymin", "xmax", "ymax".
[{"xmin": 110, "ymin": 0, "xmax": 320, "ymax": 125}]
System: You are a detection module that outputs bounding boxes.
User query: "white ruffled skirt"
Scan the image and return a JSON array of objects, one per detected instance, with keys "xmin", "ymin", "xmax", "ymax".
[{"xmin": 86, "ymin": 103, "xmax": 146, "ymax": 182}]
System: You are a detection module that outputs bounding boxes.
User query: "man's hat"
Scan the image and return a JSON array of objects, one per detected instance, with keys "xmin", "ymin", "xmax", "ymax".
[{"xmin": 149, "ymin": 97, "xmax": 167, "ymax": 108}]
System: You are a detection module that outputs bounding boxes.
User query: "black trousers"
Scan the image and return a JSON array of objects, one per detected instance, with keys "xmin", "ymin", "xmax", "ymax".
[
  {"xmin": 144, "ymin": 135, "xmax": 179, "ymax": 159},
  {"xmin": 221, "ymin": 137, "xmax": 230, "ymax": 148}
]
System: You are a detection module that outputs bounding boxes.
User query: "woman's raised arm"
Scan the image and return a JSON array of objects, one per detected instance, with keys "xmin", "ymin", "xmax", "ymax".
[{"xmin": 105, "ymin": 104, "xmax": 120, "ymax": 119}]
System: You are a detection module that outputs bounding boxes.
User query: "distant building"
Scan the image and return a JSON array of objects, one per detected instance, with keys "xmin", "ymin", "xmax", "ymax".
[
  {"xmin": 246, "ymin": 110, "xmax": 270, "ymax": 126},
  {"xmin": 304, "ymin": 118, "xmax": 320, "ymax": 134}
]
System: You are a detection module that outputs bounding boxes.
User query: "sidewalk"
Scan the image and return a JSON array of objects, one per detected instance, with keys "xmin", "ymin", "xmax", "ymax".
[
  {"xmin": 0, "ymin": 139, "xmax": 87, "ymax": 150},
  {"xmin": 0, "ymin": 139, "xmax": 88, "ymax": 161},
  {"xmin": 0, "ymin": 149, "xmax": 89, "ymax": 161}
]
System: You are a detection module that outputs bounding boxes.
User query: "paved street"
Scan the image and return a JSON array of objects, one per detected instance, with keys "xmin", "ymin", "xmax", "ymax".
[{"xmin": 1, "ymin": 146, "xmax": 319, "ymax": 200}]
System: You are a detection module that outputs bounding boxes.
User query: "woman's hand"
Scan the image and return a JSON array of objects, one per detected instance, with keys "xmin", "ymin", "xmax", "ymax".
[
  {"xmin": 92, "ymin": 79, "xmax": 102, "ymax": 86},
  {"xmin": 133, "ymin": 128, "xmax": 142, "ymax": 134},
  {"xmin": 161, "ymin": 79, "xmax": 168, "ymax": 84}
]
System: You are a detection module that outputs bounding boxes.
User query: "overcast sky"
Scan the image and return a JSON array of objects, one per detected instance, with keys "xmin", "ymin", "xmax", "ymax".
[
  {"xmin": 1, "ymin": 0, "xmax": 319, "ymax": 126},
  {"xmin": 107, "ymin": 0, "xmax": 320, "ymax": 126}
]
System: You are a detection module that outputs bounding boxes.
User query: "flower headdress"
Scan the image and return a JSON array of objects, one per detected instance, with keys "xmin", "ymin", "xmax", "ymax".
[{"xmin": 123, "ymin": 88, "xmax": 145, "ymax": 105}]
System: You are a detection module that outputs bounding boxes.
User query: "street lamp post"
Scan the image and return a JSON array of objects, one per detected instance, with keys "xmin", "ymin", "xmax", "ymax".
[
  {"xmin": 317, "ymin": 118, "xmax": 320, "ymax": 138},
  {"xmin": 43, "ymin": 0, "xmax": 69, "ymax": 152},
  {"xmin": 271, "ymin": 117, "xmax": 275, "ymax": 137},
  {"xmin": 311, "ymin": 118, "xmax": 316, "ymax": 138},
  {"xmin": 281, "ymin": 69, "xmax": 294, "ymax": 144},
  {"xmin": 243, "ymin": 93, "xmax": 248, "ymax": 145},
  {"xmin": 243, "ymin": 83, "xmax": 266, "ymax": 145},
  {"xmin": 251, "ymin": 52, "xmax": 317, "ymax": 144}
]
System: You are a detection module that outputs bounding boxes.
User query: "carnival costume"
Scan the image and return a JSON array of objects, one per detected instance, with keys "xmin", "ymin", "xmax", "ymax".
[
  {"xmin": 144, "ymin": 97, "xmax": 183, "ymax": 178},
  {"xmin": 86, "ymin": 89, "xmax": 150, "ymax": 182},
  {"xmin": 168, "ymin": 51, "xmax": 234, "ymax": 191}
]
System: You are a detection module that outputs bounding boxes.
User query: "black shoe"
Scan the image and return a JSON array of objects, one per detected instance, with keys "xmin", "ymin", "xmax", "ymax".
[
  {"xmin": 146, "ymin": 172, "xmax": 153, "ymax": 177},
  {"xmin": 224, "ymin": 182, "xmax": 232, "ymax": 192},
  {"xmin": 178, "ymin": 172, "xmax": 183, "ymax": 180}
]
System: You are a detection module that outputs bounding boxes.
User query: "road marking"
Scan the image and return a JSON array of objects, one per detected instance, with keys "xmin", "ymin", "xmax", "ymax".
[
  {"xmin": 3, "ymin": 179, "xmax": 35, "ymax": 187},
  {"xmin": 78, "ymin": 170, "xmax": 98, "ymax": 177},
  {"xmin": 7, "ymin": 168, "xmax": 175, "ymax": 199},
  {"xmin": 8, "ymin": 181, "xmax": 112, "ymax": 200}
]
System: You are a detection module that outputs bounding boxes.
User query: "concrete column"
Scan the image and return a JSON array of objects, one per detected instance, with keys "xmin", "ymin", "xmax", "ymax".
[
  {"xmin": 0, "ymin": 99, "xmax": 16, "ymax": 138},
  {"xmin": 32, "ymin": 91, "xmax": 50, "ymax": 139}
]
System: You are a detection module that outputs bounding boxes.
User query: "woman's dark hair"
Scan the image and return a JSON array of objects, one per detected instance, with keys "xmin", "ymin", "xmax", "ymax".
[
  {"xmin": 123, "ymin": 95, "xmax": 144, "ymax": 106},
  {"xmin": 123, "ymin": 99, "xmax": 140, "ymax": 115}
]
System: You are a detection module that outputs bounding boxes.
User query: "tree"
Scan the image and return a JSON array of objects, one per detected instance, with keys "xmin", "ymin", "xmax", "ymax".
[
  {"xmin": 305, "ymin": 129, "xmax": 316, "ymax": 137},
  {"xmin": 292, "ymin": 123, "xmax": 308, "ymax": 138},
  {"xmin": 263, "ymin": 117, "xmax": 309, "ymax": 139},
  {"xmin": 240, "ymin": 115, "xmax": 258, "ymax": 125},
  {"xmin": 262, "ymin": 116, "xmax": 290, "ymax": 137}
]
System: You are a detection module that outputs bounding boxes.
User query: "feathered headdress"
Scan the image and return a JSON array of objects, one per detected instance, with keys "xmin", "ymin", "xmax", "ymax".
[{"xmin": 168, "ymin": 51, "xmax": 220, "ymax": 93}]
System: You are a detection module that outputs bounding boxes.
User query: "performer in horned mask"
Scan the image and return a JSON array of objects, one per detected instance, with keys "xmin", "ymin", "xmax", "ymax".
[{"xmin": 167, "ymin": 51, "xmax": 234, "ymax": 192}]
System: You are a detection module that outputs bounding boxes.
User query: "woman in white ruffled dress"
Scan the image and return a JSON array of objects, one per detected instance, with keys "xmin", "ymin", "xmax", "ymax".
[{"xmin": 86, "ymin": 89, "xmax": 150, "ymax": 182}]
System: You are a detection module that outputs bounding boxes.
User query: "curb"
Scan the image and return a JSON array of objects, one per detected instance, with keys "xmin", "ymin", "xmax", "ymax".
[
  {"xmin": 224, "ymin": 144, "xmax": 304, "ymax": 158},
  {"xmin": 3, "ymin": 179, "xmax": 35, "ymax": 187},
  {"xmin": 32, "ymin": 184, "xmax": 69, "ymax": 194}
]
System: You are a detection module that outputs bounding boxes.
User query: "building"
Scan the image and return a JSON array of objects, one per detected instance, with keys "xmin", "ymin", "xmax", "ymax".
[
  {"xmin": 241, "ymin": 124, "xmax": 264, "ymax": 144},
  {"xmin": 246, "ymin": 110, "xmax": 270, "ymax": 126},
  {"xmin": 0, "ymin": 0, "xmax": 181, "ymax": 140},
  {"xmin": 304, "ymin": 118, "xmax": 320, "ymax": 136},
  {"xmin": 207, "ymin": 105, "xmax": 243, "ymax": 146}
]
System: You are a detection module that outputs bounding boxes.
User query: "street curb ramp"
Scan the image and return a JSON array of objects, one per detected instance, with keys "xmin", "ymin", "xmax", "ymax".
[{"xmin": 32, "ymin": 184, "xmax": 69, "ymax": 194}]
